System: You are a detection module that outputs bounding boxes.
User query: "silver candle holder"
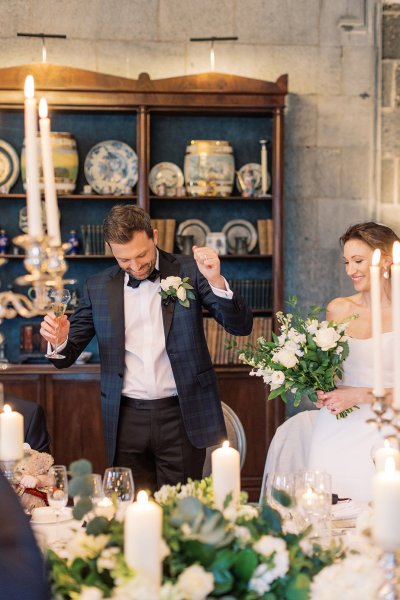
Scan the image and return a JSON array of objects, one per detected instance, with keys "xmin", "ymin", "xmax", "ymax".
[
  {"xmin": 0, "ymin": 233, "xmax": 76, "ymax": 323},
  {"xmin": 378, "ymin": 551, "xmax": 399, "ymax": 600}
]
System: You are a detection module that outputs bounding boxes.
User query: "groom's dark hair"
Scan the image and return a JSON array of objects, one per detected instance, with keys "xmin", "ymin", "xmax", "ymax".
[
  {"xmin": 340, "ymin": 222, "xmax": 399, "ymax": 254},
  {"xmin": 103, "ymin": 205, "xmax": 154, "ymax": 244}
]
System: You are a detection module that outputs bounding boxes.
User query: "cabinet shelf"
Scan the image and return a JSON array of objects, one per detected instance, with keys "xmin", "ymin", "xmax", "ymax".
[
  {"xmin": 150, "ymin": 195, "xmax": 272, "ymax": 202},
  {"xmin": 0, "ymin": 193, "xmax": 137, "ymax": 201}
]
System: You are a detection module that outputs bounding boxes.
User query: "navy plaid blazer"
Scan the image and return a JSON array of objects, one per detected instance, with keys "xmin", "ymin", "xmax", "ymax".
[{"xmin": 52, "ymin": 250, "xmax": 253, "ymax": 465}]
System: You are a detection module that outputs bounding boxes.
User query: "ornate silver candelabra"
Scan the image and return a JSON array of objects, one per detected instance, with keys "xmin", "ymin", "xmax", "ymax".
[{"xmin": 0, "ymin": 233, "xmax": 75, "ymax": 322}]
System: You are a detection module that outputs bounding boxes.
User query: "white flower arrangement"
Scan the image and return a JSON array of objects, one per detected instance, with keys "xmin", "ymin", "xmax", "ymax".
[{"xmin": 159, "ymin": 276, "xmax": 195, "ymax": 308}]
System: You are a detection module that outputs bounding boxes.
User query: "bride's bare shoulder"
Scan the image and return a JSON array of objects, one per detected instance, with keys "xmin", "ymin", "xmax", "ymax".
[{"xmin": 326, "ymin": 294, "xmax": 360, "ymax": 321}]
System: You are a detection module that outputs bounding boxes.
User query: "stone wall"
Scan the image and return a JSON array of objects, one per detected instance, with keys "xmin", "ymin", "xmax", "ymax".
[
  {"xmin": 0, "ymin": 0, "xmax": 380, "ymax": 307},
  {"xmin": 381, "ymin": 1, "xmax": 400, "ymax": 231}
]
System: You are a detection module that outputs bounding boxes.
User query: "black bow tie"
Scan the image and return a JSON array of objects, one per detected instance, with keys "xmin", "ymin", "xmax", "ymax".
[{"xmin": 127, "ymin": 268, "xmax": 160, "ymax": 289}]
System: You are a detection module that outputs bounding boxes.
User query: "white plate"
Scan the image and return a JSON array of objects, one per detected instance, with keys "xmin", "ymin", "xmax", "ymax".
[
  {"xmin": 31, "ymin": 506, "xmax": 73, "ymax": 524},
  {"xmin": 149, "ymin": 162, "xmax": 184, "ymax": 196},
  {"xmin": 176, "ymin": 219, "xmax": 210, "ymax": 250},
  {"xmin": 0, "ymin": 139, "xmax": 19, "ymax": 190},
  {"xmin": 84, "ymin": 140, "xmax": 138, "ymax": 195},
  {"xmin": 236, "ymin": 163, "xmax": 271, "ymax": 195},
  {"xmin": 222, "ymin": 219, "xmax": 258, "ymax": 254}
]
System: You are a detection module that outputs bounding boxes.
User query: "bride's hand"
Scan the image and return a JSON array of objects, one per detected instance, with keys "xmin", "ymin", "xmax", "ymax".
[
  {"xmin": 320, "ymin": 386, "xmax": 369, "ymax": 415},
  {"xmin": 315, "ymin": 390, "xmax": 327, "ymax": 408}
]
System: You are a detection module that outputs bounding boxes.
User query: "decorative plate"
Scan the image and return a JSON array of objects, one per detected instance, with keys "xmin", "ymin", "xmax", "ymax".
[
  {"xmin": 176, "ymin": 219, "xmax": 210, "ymax": 250},
  {"xmin": 236, "ymin": 163, "xmax": 271, "ymax": 195},
  {"xmin": 84, "ymin": 140, "xmax": 138, "ymax": 195},
  {"xmin": 222, "ymin": 219, "xmax": 258, "ymax": 254},
  {"xmin": 0, "ymin": 139, "xmax": 19, "ymax": 190},
  {"xmin": 149, "ymin": 162, "xmax": 184, "ymax": 196}
]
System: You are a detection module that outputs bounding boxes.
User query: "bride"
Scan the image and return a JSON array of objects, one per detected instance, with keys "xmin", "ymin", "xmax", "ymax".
[
  {"xmin": 266, "ymin": 222, "xmax": 398, "ymax": 504},
  {"xmin": 307, "ymin": 222, "xmax": 398, "ymax": 502}
]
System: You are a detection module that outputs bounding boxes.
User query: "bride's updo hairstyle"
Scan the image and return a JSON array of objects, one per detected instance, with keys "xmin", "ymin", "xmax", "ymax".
[{"xmin": 340, "ymin": 222, "xmax": 399, "ymax": 254}]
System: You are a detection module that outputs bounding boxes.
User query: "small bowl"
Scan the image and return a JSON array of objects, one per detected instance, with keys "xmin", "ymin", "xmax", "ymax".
[{"xmin": 76, "ymin": 351, "xmax": 93, "ymax": 364}]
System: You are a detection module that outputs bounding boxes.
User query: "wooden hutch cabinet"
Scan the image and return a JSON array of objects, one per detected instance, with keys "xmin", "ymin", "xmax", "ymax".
[{"xmin": 0, "ymin": 64, "xmax": 287, "ymax": 499}]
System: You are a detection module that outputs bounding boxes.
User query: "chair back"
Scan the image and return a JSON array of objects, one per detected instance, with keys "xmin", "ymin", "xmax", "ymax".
[{"xmin": 202, "ymin": 402, "xmax": 247, "ymax": 477}]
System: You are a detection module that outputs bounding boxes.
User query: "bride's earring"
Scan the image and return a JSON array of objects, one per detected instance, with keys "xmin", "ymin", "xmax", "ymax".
[{"xmin": 383, "ymin": 266, "xmax": 390, "ymax": 279}]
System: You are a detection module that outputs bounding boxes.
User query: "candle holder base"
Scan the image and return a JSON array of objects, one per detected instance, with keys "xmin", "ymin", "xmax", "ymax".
[
  {"xmin": 378, "ymin": 551, "xmax": 399, "ymax": 600},
  {"xmin": 366, "ymin": 393, "xmax": 392, "ymax": 431},
  {"xmin": 0, "ymin": 459, "xmax": 17, "ymax": 484}
]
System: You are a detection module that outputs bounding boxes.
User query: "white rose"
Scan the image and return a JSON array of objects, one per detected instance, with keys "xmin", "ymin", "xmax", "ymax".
[
  {"xmin": 112, "ymin": 575, "xmax": 159, "ymax": 600},
  {"xmin": 66, "ymin": 531, "xmax": 110, "ymax": 562},
  {"xmin": 176, "ymin": 285, "xmax": 187, "ymax": 302},
  {"xmin": 160, "ymin": 276, "xmax": 182, "ymax": 291},
  {"xmin": 79, "ymin": 587, "xmax": 104, "ymax": 600},
  {"xmin": 270, "ymin": 370, "xmax": 285, "ymax": 390},
  {"xmin": 306, "ymin": 319, "xmax": 319, "ymax": 334},
  {"xmin": 272, "ymin": 348, "xmax": 298, "ymax": 369},
  {"xmin": 313, "ymin": 327, "xmax": 340, "ymax": 351},
  {"xmin": 177, "ymin": 565, "xmax": 214, "ymax": 600}
]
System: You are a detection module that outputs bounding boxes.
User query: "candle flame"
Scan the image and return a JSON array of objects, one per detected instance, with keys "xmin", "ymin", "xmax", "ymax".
[
  {"xmin": 24, "ymin": 75, "xmax": 35, "ymax": 99},
  {"xmin": 222, "ymin": 440, "xmax": 230, "ymax": 449},
  {"xmin": 384, "ymin": 456, "xmax": 397, "ymax": 473},
  {"xmin": 137, "ymin": 490, "xmax": 148, "ymax": 505},
  {"xmin": 393, "ymin": 241, "xmax": 400, "ymax": 265},
  {"xmin": 372, "ymin": 248, "xmax": 381, "ymax": 267},
  {"xmin": 39, "ymin": 98, "xmax": 48, "ymax": 119}
]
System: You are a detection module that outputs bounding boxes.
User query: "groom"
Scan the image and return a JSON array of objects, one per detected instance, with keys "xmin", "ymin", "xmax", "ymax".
[{"xmin": 40, "ymin": 205, "xmax": 252, "ymax": 492}]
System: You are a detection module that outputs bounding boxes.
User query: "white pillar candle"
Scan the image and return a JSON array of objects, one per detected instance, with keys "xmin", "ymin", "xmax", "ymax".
[
  {"xmin": 24, "ymin": 75, "xmax": 43, "ymax": 238},
  {"xmin": 373, "ymin": 456, "xmax": 400, "ymax": 551},
  {"xmin": 260, "ymin": 140, "xmax": 268, "ymax": 195},
  {"xmin": 211, "ymin": 440, "xmax": 240, "ymax": 509},
  {"xmin": 374, "ymin": 439, "xmax": 400, "ymax": 472},
  {"xmin": 124, "ymin": 490, "xmax": 162, "ymax": 589},
  {"xmin": 39, "ymin": 98, "xmax": 61, "ymax": 246},
  {"xmin": 392, "ymin": 241, "xmax": 400, "ymax": 409},
  {"xmin": 370, "ymin": 249, "xmax": 384, "ymax": 396},
  {"xmin": 0, "ymin": 404, "xmax": 24, "ymax": 461}
]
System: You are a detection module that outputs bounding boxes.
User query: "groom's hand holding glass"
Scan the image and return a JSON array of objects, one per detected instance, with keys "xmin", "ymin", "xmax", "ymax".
[{"xmin": 40, "ymin": 290, "xmax": 71, "ymax": 358}]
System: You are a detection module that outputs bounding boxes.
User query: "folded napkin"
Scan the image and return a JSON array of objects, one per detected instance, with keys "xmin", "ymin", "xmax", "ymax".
[{"xmin": 331, "ymin": 500, "xmax": 363, "ymax": 521}]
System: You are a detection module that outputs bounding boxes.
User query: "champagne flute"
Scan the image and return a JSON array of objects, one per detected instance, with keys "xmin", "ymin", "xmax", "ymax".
[
  {"xmin": 47, "ymin": 465, "xmax": 69, "ymax": 520},
  {"xmin": 45, "ymin": 288, "xmax": 71, "ymax": 359}
]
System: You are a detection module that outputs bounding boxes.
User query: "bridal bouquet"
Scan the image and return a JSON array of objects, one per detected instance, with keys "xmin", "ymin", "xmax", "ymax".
[{"xmin": 238, "ymin": 296, "xmax": 356, "ymax": 419}]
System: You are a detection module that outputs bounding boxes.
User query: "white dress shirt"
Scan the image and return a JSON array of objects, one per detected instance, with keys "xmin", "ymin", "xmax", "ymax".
[{"xmin": 122, "ymin": 253, "xmax": 232, "ymax": 400}]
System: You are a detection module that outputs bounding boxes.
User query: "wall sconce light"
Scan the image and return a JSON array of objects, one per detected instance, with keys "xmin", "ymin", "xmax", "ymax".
[
  {"xmin": 17, "ymin": 32, "xmax": 67, "ymax": 63},
  {"xmin": 190, "ymin": 36, "xmax": 239, "ymax": 71}
]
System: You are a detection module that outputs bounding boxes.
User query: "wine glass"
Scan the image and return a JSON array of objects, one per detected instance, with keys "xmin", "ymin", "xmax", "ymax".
[
  {"xmin": 47, "ymin": 465, "xmax": 69, "ymax": 520},
  {"xmin": 264, "ymin": 472, "xmax": 294, "ymax": 519},
  {"xmin": 45, "ymin": 288, "xmax": 71, "ymax": 359},
  {"xmin": 103, "ymin": 467, "xmax": 134, "ymax": 514}
]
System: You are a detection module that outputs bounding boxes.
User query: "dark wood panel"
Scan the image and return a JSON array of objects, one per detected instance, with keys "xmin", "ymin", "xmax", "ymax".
[{"xmin": 47, "ymin": 374, "xmax": 106, "ymax": 475}]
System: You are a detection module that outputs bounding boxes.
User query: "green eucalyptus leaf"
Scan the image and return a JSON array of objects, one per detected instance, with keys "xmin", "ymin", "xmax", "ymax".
[
  {"xmin": 232, "ymin": 548, "xmax": 258, "ymax": 581},
  {"xmin": 69, "ymin": 459, "xmax": 92, "ymax": 477},
  {"xmin": 86, "ymin": 516, "xmax": 110, "ymax": 536},
  {"xmin": 72, "ymin": 497, "xmax": 93, "ymax": 520}
]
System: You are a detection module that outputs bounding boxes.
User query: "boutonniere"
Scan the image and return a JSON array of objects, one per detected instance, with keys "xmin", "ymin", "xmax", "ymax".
[{"xmin": 159, "ymin": 276, "xmax": 195, "ymax": 308}]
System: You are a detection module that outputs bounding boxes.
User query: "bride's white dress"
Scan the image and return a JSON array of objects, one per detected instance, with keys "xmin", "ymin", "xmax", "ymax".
[{"xmin": 307, "ymin": 333, "xmax": 394, "ymax": 503}]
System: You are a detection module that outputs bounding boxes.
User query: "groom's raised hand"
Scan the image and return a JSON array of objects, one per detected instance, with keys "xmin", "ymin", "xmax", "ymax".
[{"xmin": 192, "ymin": 245, "xmax": 226, "ymax": 290}]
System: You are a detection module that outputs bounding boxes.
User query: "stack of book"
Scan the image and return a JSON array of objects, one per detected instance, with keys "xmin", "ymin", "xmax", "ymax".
[
  {"xmin": 204, "ymin": 316, "xmax": 272, "ymax": 365},
  {"xmin": 257, "ymin": 219, "xmax": 273, "ymax": 255},
  {"xmin": 80, "ymin": 224, "xmax": 105, "ymax": 255},
  {"xmin": 228, "ymin": 279, "xmax": 272, "ymax": 310},
  {"xmin": 151, "ymin": 219, "xmax": 176, "ymax": 253}
]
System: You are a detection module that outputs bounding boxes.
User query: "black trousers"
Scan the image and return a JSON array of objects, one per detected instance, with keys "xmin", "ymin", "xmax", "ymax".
[{"xmin": 114, "ymin": 396, "xmax": 206, "ymax": 494}]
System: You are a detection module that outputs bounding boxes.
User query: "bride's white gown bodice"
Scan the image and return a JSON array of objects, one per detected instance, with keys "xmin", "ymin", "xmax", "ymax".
[{"xmin": 307, "ymin": 333, "xmax": 394, "ymax": 503}]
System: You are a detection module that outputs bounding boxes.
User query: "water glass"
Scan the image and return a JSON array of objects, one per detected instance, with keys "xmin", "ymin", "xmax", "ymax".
[
  {"xmin": 294, "ymin": 470, "xmax": 332, "ymax": 545},
  {"xmin": 47, "ymin": 465, "xmax": 69, "ymax": 519},
  {"xmin": 264, "ymin": 472, "xmax": 294, "ymax": 518},
  {"xmin": 103, "ymin": 467, "xmax": 134, "ymax": 512}
]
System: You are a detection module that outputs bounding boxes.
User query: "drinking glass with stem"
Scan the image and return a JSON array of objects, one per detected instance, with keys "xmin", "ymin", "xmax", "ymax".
[
  {"xmin": 103, "ymin": 467, "xmax": 134, "ymax": 514},
  {"xmin": 45, "ymin": 287, "xmax": 71, "ymax": 359},
  {"xmin": 47, "ymin": 465, "xmax": 69, "ymax": 520}
]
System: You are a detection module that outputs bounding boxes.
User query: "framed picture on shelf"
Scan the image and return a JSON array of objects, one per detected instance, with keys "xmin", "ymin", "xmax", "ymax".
[{"xmin": 206, "ymin": 232, "xmax": 227, "ymax": 256}]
